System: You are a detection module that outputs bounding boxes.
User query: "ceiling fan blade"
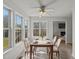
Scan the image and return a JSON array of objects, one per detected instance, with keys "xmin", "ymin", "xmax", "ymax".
[
  {"xmin": 45, "ymin": 0, "xmax": 57, "ymax": 7},
  {"xmin": 30, "ymin": 6, "xmax": 40, "ymax": 8},
  {"xmin": 45, "ymin": 8, "xmax": 55, "ymax": 11},
  {"xmin": 46, "ymin": 10, "xmax": 54, "ymax": 12}
]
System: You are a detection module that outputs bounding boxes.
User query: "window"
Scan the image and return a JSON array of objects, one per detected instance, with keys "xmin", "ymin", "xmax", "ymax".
[
  {"xmin": 3, "ymin": 8, "xmax": 9, "ymax": 28},
  {"xmin": 3, "ymin": 7, "xmax": 24, "ymax": 51},
  {"xmin": 33, "ymin": 22, "xmax": 47, "ymax": 37},
  {"xmin": 25, "ymin": 29, "xmax": 28, "ymax": 38},
  {"xmin": 3, "ymin": 7, "xmax": 11, "ymax": 51},
  {"xmin": 40, "ymin": 29, "xmax": 46, "ymax": 36},
  {"xmin": 33, "ymin": 22, "xmax": 39, "ymax": 36},
  {"xmin": 15, "ymin": 15, "xmax": 22, "ymax": 43},
  {"xmin": 25, "ymin": 20, "xmax": 28, "ymax": 38},
  {"xmin": 33, "ymin": 22, "xmax": 39, "ymax": 28},
  {"xmin": 40, "ymin": 22, "xmax": 46, "ymax": 36},
  {"xmin": 16, "ymin": 15, "xmax": 22, "ymax": 28},
  {"xmin": 33, "ymin": 29, "xmax": 39, "ymax": 36},
  {"xmin": 15, "ymin": 29, "xmax": 21, "ymax": 43},
  {"xmin": 3, "ymin": 30, "xmax": 9, "ymax": 49}
]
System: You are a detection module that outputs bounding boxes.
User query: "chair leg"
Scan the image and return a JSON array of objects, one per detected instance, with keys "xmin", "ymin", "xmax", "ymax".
[
  {"xmin": 27, "ymin": 52, "xmax": 29, "ymax": 59},
  {"xmin": 53, "ymin": 51, "xmax": 60, "ymax": 59},
  {"xmin": 58, "ymin": 51, "xmax": 60, "ymax": 59},
  {"xmin": 24, "ymin": 51, "xmax": 26, "ymax": 59},
  {"xmin": 25, "ymin": 51, "xmax": 28, "ymax": 59},
  {"xmin": 56, "ymin": 52, "xmax": 58, "ymax": 56},
  {"xmin": 32, "ymin": 52, "xmax": 34, "ymax": 59},
  {"xmin": 47, "ymin": 48, "xmax": 48, "ymax": 53},
  {"xmin": 33, "ymin": 52, "xmax": 34, "ymax": 59},
  {"xmin": 49, "ymin": 52, "xmax": 50, "ymax": 59}
]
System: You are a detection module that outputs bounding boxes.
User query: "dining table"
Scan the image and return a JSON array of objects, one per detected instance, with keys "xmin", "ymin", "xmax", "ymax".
[{"xmin": 30, "ymin": 40, "xmax": 54, "ymax": 59}]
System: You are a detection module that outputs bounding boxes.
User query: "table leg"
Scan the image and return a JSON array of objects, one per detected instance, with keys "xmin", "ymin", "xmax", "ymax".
[
  {"xmin": 30, "ymin": 45, "xmax": 32, "ymax": 59},
  {"xmin": 50, "ymin": 46, "xmax": 53, "ymax": 59}
]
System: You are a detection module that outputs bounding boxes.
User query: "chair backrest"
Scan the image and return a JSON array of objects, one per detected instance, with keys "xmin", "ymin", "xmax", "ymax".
[
  {"xmin": 23, "ymin": 39, "xmax": 30, "ymax": 51},
  {"xmin": 52, "ymin": 36, "xmax": 57, "ymax": 44},
  {"xmin": 55, "ymin": 38, "xmax": 61, "ymax": 48}
]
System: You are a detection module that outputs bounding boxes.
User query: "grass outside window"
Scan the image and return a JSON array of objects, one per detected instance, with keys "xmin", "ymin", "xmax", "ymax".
[{"xmin": 3, "ymin": 37, "xmax": 9, "ymax": 49}]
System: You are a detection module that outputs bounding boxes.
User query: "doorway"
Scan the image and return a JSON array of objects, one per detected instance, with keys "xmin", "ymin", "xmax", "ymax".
[{"xmin": 53, "ymin": 21, "xmax": 66, "ymax": 42}]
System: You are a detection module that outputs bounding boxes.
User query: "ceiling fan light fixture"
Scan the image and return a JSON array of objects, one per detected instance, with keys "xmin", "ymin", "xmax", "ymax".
[{"xmin": 39, "ymin": 10, "xmax": 47, "ymax": 17}]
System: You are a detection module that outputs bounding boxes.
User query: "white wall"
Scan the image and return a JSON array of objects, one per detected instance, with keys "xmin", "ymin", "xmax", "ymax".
[
  {"xmin": 67, "ymin": 17, "xmax": 72, "ymax": 43},
  {"xmin": 48, "ymin": 20, "xmax": 53, "ymax": 40},
  {"xmin": 72, "ymin": 2, "xmax": 75, "ymax": 57},
  {"xmin": 72, "ymin": 16, "xmax": 75, "ymax": 58}
]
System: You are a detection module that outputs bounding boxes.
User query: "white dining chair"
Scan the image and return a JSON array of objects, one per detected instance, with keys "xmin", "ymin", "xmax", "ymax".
[
  {"xmin": 47, "ymin": 36, "xmax": 57, "ymax": 54},
  {"xmin": 49, "ymin": 38, "xmax": 61, "ymax": 59},
  {"xmin": 52, "ymin": 35, "xmax": 58, "ymax": 45},
  {"xmin": 23, "ymin": 39, "xmax": 34, "ymax": 59}
]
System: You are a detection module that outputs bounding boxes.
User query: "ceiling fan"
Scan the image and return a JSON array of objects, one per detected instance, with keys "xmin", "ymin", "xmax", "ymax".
[{"xmin": 32, "ymin": 0, "xmax": 57, "ymax": 16}]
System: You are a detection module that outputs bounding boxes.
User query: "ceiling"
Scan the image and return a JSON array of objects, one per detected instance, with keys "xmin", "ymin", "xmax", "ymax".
[{"xmin": 4, "ymin": 0, "xmax": 74, "ymax": 17}]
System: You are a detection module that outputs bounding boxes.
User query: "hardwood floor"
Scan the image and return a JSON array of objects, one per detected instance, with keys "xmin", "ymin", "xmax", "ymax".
[
  {"xmin": 23, "ymin": 41, "xmax": 74, "ymax": 59},
  {"xmin": 59, "ymin": 42, "xmax": 73, "ymax": 59}
]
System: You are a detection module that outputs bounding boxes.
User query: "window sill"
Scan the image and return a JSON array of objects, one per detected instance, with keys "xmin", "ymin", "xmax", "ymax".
[{"xmin": 3, "ymin": 48, "xmax": 13, "ymax": 55}]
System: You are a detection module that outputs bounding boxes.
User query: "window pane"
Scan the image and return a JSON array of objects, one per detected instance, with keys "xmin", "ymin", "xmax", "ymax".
[
  {"xmin": 15, "ymin": 29, "xmax": 22, "ymax": 43},
  {"xmin": 25, "ymin": 30, "xmax": 28, "ymax": 38},
  {"xmin": 25, "ymin": 20, "xmax": 28, "ymax": 28},
  {"xmin": 40, "ymin": 29, "xmax": 46, "ymax": 37},
  {"xmin": 25, "ymin": 25, "xmax": 28, "ymax": 28},
  {"xmin": 33, "ymin": 29, "xmax": 39, "ymax": 36},
  {"xmin": 40, "ymin": 22, "xmax": 46, "ymax": 29},
  {"xmin": 33, "ymin": 22, "xmax": 39, "ymax": 28},
  {"xmin": 3, "ymin": 30, "xmax": 9, "ymax": 50},
  {"xmin": 3, "ymin": 8, "xmax": 10, "ymax": 28},
  {"xmin": 3, "ymin": 7, "xmax": 11, "ymax": 51},
  {"xmin": 16, "ymin": 15, "xmax": 22, "ymax": 28},
  {"xmin": 25, "ymin": 20, "xmax": 28, "ymax": 38}
]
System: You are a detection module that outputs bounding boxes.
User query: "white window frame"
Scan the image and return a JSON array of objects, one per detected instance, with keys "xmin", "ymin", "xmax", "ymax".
[
  {"xmin": 3, "ymin": 6, "xmax": 12, "ymax": 52},
  {"xmin": 14, "ymin": 12, "xmax": 23, "ymax": 44},
  {"xmin": 3, "ymin": 5, "xmax": 25, "ymax": 54},
  {"xmin": 24, "ymin": 20, "xmax": 28, "ymax": 39},
  {"xmin": 32, "ymin": 20, "xmax": 48, "ymax": 39}
]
